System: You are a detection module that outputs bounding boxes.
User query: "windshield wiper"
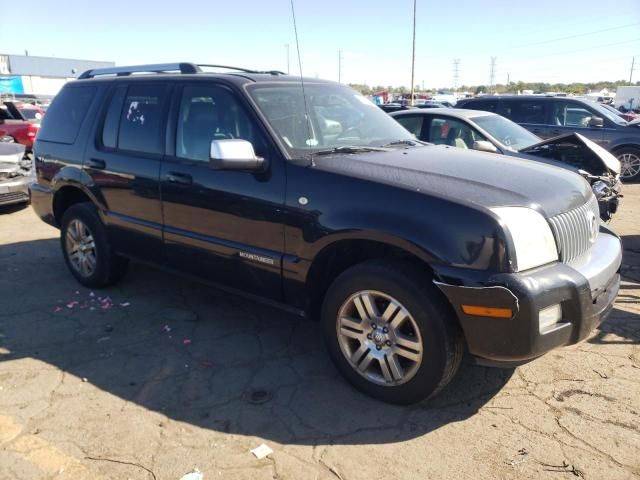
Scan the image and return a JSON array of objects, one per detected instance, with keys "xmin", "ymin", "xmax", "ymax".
[
  {"xmin": 314, "ymin": 146, "xmax": 390, "ymax": 156},
  {"xmin": 380, "ymin": 139, "xmax": 424, "ymax": 148}
]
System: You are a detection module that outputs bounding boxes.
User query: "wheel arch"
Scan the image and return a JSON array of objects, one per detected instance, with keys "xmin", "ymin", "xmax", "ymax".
[
  {"xmin": 52, "ymin": 184, "xmax": 97, "ymax": 225},
  {"xmin": 304, "ymin": 236, "xmax": 440, "ymax": 322}
]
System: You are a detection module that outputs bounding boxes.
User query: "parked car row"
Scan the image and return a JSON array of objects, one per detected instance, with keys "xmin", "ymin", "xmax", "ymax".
[
  {"xmin": 391, "ymin": 108, "xmax": 622, "ymax": 221},
  {"xmin": 455, "ymin": 95, "xmax": 640, "ymax": 181},
  {"xmin": 29, "ymin": 63, "xmax": 621, "ymax": 404}
]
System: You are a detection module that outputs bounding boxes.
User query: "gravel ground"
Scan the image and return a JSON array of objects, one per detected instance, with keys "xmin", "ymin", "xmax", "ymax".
[{"xmin": 0, "ymin": 185, "xmax": 638, "ymax": 480}]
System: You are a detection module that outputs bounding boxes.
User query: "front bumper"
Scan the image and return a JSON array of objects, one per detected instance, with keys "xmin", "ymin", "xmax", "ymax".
[
  {"xmin": 0, "ymin": 175, "xmax": 32, "ymax": 206},
  {"xmin": 434, "ymin": 231, "xmax": 622, "ymax": 366}
]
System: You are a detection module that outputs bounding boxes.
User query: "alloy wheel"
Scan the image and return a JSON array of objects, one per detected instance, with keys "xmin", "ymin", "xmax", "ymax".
[
  {"xmin": 619, "ymin": 152, "xmax": 640, "ymax": 179},
  {"xmin": 65, "ymin": 219, "xmax": 97, "ymax": 278},
  {"xmin": 336, "ymin": 290, "xmax": 423, "ymax": 386}
]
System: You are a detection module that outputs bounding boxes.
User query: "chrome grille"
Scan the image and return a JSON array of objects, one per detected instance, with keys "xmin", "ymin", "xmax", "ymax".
[{"xmin": 548, "ymin": 195, "xmax": 600, "ymax": 264}]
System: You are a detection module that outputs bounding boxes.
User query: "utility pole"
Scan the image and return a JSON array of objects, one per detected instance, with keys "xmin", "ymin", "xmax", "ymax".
[
  {"xmin": 338, "ymin": 49, "xmax": 342, "ymax": 83},
  {"xmin": 630, "ymin": 56, "xmax": 635, "ymax": 84},
  {"xmin": 489, "ymin": 56, "xmax": 497, "ymax": 93},
  {"xmin": 453, "ymin": 58, "xmax": 460, "ymax": 91},
  {"xmin": 285, "ymin": 44, "xmax": 290, "ymax": 74},
  {"xmin": 410, "ymin": 0, "xmax": 417, "ymax": 106}
]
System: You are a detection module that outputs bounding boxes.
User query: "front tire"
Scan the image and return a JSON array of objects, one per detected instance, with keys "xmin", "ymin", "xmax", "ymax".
[
  {"xmin": 321, "ymin": 260, "xmax": 463, "ymax": 404},
  {"xmin": 616, "ymin": 147, "xmax": 640, "ymax": 181},
  {"xmin": 60, "ymin": 202, "xmax": 128, "ymax": 288}
]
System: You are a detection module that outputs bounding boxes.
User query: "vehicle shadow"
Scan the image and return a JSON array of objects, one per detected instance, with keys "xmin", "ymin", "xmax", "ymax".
[
  {"xmin": 0, "ymin": 202, "xmax": 29, "ymax": 215},
  {"xmin": 0, "ymin": 238, "xmax": 512, "ymax": 445}
]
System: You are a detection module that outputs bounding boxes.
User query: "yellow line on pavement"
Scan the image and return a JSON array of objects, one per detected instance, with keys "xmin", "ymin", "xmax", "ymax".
[{"xmin": 0, "ymin": 414, "xmax": 106, "ymax": 480}]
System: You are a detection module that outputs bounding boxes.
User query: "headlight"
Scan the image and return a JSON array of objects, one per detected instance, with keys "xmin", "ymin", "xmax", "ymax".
[{"xmin": 491, "ymin": 207, "xmax": 558, "ymax": 272}]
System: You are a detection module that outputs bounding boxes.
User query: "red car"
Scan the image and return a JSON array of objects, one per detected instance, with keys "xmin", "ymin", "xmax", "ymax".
[{"xmin": 0, "ymin": 102, "xmax": 40, "ymax": 150}]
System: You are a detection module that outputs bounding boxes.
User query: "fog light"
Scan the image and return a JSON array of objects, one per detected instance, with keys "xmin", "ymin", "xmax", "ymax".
[{"xmin": 539, "ymin": 304, "xmax": 562, "ymax": 333}]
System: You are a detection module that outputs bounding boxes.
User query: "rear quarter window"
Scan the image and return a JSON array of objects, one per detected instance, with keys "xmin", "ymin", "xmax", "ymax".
[{"xmin": 37, "ymin": 86, "xmax": 96, "ymax": 144}]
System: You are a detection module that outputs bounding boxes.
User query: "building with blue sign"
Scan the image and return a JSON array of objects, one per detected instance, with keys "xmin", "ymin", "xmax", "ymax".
[{"xmin": 0, "ymin": 53, "xmax": 114, "ymax": 97}]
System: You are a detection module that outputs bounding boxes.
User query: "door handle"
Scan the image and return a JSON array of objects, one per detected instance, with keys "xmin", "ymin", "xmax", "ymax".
[
  {"xmin": 86, "ymin": 158, "xmax": 106, "ymax": 170},
  {"xmin": 166, "ymin": 172, "xmax": 192, "ymax": 185}
]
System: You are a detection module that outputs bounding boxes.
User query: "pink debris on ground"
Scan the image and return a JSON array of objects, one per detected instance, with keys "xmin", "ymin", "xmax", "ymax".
[
  {"xmin": 119, "ymin": 302, "xmax": 130, "ymax": 307},
  {"xmin": 100, "ymin": 296, "xmax": 114, "ymax": 309},
  {"xmin": 183, "ymin": 339, "xmax": 192, "ymax": 345},
  {"xmin": 53, "ymin": 306, "xmax": 63, "ymax": 313},
  {"xmin": 162, "ymin": 325, "xmax": 172, "ymax": 333},
  {"xmin": 66, "ymin": 301, "xmax": 79, "ymax": 309}
]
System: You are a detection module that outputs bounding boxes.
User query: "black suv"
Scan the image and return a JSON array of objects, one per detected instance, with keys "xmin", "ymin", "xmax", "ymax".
[
  {"xmin": 456, "ymin": 95, "xmax": 640, "ymax": 181},
  {"xmin": 31, "ymin": 63, "xmax": 622, "ymax": 404}
]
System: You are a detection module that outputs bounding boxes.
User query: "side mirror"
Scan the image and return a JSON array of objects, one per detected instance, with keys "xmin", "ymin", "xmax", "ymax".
[
  {"xmin": 209, "ymin": 139, "xmax": 265, "ymax": 171},
  {"xmin": 589, "ymin": 116, "xmax": 604, "ymax": 128},
  {"xmin": 472, "ymin": 140, "xmax": 499, "ymax": 153}
]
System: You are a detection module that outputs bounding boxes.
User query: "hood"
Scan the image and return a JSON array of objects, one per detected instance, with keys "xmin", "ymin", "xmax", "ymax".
[
  {"xmin": 312, "ymin": 144, "xmax": 591, "ymax": 218},
  {"xmin": 519, "ymin": 133, "xmax": 620, "ymax": 175}
]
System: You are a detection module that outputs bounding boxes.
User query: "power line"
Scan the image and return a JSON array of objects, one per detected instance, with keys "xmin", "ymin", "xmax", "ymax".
[{"xmin": 499, "ymin": 22, "xmax": 640, "ymax": 51}]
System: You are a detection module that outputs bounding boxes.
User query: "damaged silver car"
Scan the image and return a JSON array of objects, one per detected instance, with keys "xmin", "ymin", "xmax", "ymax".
[
  {"xmin": 390, "ymin": 108, "xmax": 622, "ymax": 221},
  {"xmin": 0, "ymin": 142, "xmax": 34, "ymax": 207}
]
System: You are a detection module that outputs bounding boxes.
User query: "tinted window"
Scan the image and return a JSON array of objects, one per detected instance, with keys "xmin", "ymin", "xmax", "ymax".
[
  {"xmin": 503, "ymin": 100, "xmax": 547, "ymax": 124},
  {"xmin": 464, "ymin": 100, "xmax": 498, "ymax": 113},
  {"xmin": 551, "ymin": 101, "xmax": 594, "ymax": 127},
  {"xmin": 101, "ymin": 86, "xmax": 126, "ymax": 149},
  {"xmin": 37, "ymin": 86, "xmax": 96, "ymax": 144},
  {"xmin": 427, "ymin": 117, "xmax": 486, "ymax": 148},
  {"xmin": 118, "ymin": 85, "xmax": 167, "ymax": 154},
  {"xmin": 395, "ymin": 115, "xmax": 424, "ymax": 138},
  {"xmin": 176, "ymin": 85, "xmax": 267, "ymax": 162}
]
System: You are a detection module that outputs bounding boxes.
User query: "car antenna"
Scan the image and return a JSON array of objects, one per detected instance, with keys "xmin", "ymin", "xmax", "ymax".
[{"xmin": 289, "ymin": 0, "xmax": 315, "ymax": 163}]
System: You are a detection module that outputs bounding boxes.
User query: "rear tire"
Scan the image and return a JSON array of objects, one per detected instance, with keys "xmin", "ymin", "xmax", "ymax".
[
  {"xmin": 321, "ymin": 259, "xmax": 463, "ymax": 404},
  {"xmin": 60, "ymin": 202, "xmax": 128, "ymax": 288},
  {"xmin": 616, "ymin": 147, "xmax": 640, "ymax": 181}
]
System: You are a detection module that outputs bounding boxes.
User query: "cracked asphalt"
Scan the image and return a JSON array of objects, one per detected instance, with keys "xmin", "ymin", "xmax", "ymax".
[{"xmin": 0, "ymin": 186, "xmax": 638, "ymax": 480}]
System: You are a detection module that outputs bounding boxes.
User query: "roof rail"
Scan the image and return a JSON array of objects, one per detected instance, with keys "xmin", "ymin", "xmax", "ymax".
[
  {"xmin": 197, "ymin": 64, "xmax": 286, "ymax": 75},
  {"xmin": 77, "ymin": 63, "xmax": 201, "ymax": 79}
]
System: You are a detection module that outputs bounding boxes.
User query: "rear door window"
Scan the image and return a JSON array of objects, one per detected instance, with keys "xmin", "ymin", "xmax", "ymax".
[
  {"xmin": 101, "ymin": 86, "xmax": 127, "ymax": 149},
  {"xmin": 37, "ymin": 86, "xmax": 96, "ymax": 144},
  {"xmin": 503, "ymin": 100, "xmax": 548, "ymax": 125},
  {"xmin": 117, "ymin": 85, "xmax": 167, "ymax": 154}
]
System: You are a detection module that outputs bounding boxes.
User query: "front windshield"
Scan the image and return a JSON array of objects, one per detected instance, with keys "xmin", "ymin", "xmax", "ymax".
[
  {"xmin": 248, "ymin": 83, "xmax": 414, "ymax": 156},
  {"xmin": 472, "ymin": 114, "xmax": 541, "ymax": 150}
]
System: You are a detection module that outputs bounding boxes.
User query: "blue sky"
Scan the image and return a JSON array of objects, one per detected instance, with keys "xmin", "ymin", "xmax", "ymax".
[{"xmin": 1, "ymin": 0, "xmax": 639, "ymax": 88}]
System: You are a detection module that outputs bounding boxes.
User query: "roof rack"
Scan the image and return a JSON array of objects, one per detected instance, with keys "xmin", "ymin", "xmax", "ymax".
[
  {"xmin": 77, "ymin": 63, "xmax": 201, "ymax": 79},
  {"xmin": 197, "ymin": 64, "xmax": 286, "ymax": 75}
]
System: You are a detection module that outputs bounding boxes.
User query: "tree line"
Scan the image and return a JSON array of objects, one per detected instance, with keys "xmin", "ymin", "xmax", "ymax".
[{"xmin": 349, "ymin": 79, "xmax": 640, "ymax": 96}]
